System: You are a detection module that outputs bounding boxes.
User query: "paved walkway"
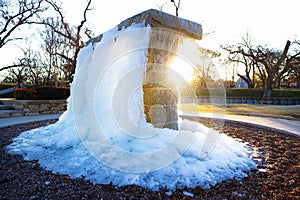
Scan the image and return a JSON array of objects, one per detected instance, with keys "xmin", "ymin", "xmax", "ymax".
[
  {"xmin": 180, "ymin": 112, "xmax": 300, "ymax": 136},
  {"xmin": 0, "ymin": 112, "xmax": 299, "ymax": 136},
  {"xmin": 0, "ymin": 114, "xmax": 62, "ymax": 128}
]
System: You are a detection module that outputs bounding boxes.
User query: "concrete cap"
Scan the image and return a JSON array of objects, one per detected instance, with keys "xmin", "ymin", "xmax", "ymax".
[
  {"xmin": 89, "ymin": 9, "xmax": 202, "ymax": 45},
  {"xmin": 118, "ymin": 9, "xmax": 202, "ymax": 40}
]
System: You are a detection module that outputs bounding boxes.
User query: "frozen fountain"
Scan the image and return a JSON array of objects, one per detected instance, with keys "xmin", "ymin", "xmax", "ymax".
[
  {"xmin": 88, "ymin": 9, "xmax": 202, "ymax": 130},
  {"xmin": 7, "ymin": 9, "xmax": 256, "ymax": 191}
]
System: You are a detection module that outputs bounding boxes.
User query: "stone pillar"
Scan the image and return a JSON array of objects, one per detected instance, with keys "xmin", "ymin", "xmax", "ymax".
[
  {"xmin": 140, "ymin": 10, "xmax": 201, "ymax": 130},
  {"xmin": 143, "ymin": 29, "xmax": 181, "ymax": 130},
  {"xmin": 89, "ymin": 9, "xmax": 202, "ymax": 130},
  {"xmin": 119, "ymin": 9, "xmax": 201, "ymax": 130}
]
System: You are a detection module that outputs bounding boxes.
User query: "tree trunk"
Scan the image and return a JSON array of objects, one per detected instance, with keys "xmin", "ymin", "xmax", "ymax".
[
  {"xmin": 262, "ymin": 78, "xmax": 273, "ymax": 101},
  {"xmin": 262, "ymin": 87, "xmax": 272, "ymax": 101},
  {"xmin": 277, "ymin": 77, "xmax": 281, "ymax": 89},
  {"xmin": 17, "ymin": 76, "xmax": 22, "ymax": 88},
  {"xmin": 46, "ymin": 56, "xmax": 52, "ymax": 85}
]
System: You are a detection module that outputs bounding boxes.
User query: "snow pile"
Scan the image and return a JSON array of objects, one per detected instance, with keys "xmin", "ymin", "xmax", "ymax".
[{"xmin": 7, "ymin": 22, "xmax": 256, "ymax": 191}]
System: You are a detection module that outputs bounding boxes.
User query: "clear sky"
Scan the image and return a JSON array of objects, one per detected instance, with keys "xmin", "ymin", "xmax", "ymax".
[
  {"xmin": 82, "ymin": 0, "xmax": 300, "ymax": 49},
  {"xmin": 1, "ymin": 0, "xmax": 300, "ymax": 79},
  {"xmin": 55, "ymin": 0, "xmax": 300, "ymax": 80}
]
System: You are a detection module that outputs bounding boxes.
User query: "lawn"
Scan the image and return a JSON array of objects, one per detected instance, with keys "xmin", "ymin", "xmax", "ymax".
[{"xmin": 179, "ymin": 103, "xmax": 300, "ymax": 119}]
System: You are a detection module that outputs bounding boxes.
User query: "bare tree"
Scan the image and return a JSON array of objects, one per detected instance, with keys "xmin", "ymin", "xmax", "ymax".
[
  {"xmin": 190, "ymin": 47, "xmax": 220, "ymax": 89},
  {"xmin": 0, "ymin": 0, "xmax": 45, "ymax": 49},
  {"xmin": 3, "ymin": 66, "xmax": 27, "ymax": 86},
  {"xmin": 39, "ymin": 0, "xmax": 93, "ymax": 82},
  {"xmin": 40, "ymin": 17, "xmax": 64, "ymax": 85},
  {"xmin": 3, "ymin": 53, "xmax": 30, "ymax": 87},
  {"xmin": 286, "ymin": 41, "xmax": 300, "ymax": 87},
  {"xmin": 3, "ymin": 45, "xmax": 45, "ymax": 85},
  {"xmin": 253, "ymin": 42, "xmax": 291, "ymax": 101},
  {"xmin": 198, "ymin": 47, "xmax": 220, "ymax": 78},
  {"xmin": 223, "ymin": 36, "xmax": 292, "ymax": 101},
  {"xmin": 0, "ymin": 0, "xmax": 46, "ymax": 72},
  {"xmin": 222, "ymin": 35, "xmax": 256, "ymax": 88},
  {"xmin": 170, "ymin": 0, "xmax": 181, "ymax": 17},
  {"xmin": 1, "ymin": 0, "xmax": 94, "ymax": 85},
  {"xmin": 0, "ymin": 63, "xmax": 23, "ymax": 72}
]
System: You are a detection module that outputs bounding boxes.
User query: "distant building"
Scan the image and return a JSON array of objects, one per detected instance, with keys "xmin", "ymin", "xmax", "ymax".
[{"xmin": 235, "ymin": 76, "xmax": 248, "ymax": 88}]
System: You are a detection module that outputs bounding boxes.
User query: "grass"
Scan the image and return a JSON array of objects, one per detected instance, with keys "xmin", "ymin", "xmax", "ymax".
[{"xmin": 179, "ymin": 103, "xmax": 300, "ymax": 119}]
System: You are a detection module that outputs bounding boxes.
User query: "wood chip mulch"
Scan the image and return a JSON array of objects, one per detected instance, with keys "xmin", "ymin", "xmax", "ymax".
[{"xmin": 0, "ymin": 118, "xmax": 299, "ymax": 199}]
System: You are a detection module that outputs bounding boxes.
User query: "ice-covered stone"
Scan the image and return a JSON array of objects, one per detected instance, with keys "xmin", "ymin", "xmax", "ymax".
[{"xmin": 88, "ymin": 9, "xmax": 202, "ymax": 130}]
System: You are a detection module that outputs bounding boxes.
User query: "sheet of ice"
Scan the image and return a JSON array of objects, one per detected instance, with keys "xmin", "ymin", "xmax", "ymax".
[{"xmin": 7, "ymin": 22, "xmax": 256, "ymax": 191}]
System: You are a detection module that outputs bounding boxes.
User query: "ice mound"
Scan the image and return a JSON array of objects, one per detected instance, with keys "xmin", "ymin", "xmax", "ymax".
[{"xmin": 7, "ymin": 22, "xmax": 256, "ymax": 191}]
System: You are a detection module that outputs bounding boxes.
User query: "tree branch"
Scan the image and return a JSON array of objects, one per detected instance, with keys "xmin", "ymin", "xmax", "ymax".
[
  {"xmin": 0, "ymin": 64, "xmax": 24, "ymax": 72},
  {"xmin": 77, "ymin": 0, "xmax": 92, "ymax": 36},
  {"xmin": 0, "ymin": 0, "xmax": 45, "ymax": 48}
]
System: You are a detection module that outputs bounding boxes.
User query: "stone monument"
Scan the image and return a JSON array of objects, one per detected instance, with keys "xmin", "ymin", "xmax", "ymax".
[{"xmin": 89, "ymin": 9, "xmax": 202, "ymax": 130}]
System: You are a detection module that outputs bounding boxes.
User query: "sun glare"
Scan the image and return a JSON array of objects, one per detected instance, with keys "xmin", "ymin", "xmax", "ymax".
[{"xmin": 169, "ymin": 56, "xmax": 194, "ymax": 83}]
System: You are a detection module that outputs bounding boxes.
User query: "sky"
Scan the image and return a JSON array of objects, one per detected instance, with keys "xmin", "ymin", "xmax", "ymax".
[
  {"xmin": 82, "ymin": 0, "xmax": 300, "ymax": 49},
  {"xmin": 1, "ymin": 0, "xmax": 300, "ymax": 79}
]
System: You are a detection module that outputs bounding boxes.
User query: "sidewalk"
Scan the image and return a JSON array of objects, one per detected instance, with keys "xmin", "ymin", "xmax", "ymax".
[
  {"xmin": 180, "ymin": 112, "xmax": 300, "ymax": 136},
  {"xmin": 0, "ymin": 112, "xmax": 299, "ymax": 136},
  {"xmin": 0, "ymin": 113, "xmax": 61, "ymax": 128}
]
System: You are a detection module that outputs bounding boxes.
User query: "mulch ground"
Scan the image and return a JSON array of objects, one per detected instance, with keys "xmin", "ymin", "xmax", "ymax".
[{"xmin": 0, "ymin": 118, "xmax": 299, "ymax": 199}]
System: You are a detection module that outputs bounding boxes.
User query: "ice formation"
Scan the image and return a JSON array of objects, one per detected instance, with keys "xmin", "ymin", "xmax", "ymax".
[{"xmin": 7, "ymin": 22, "xmax": 256, "ymax": 191}]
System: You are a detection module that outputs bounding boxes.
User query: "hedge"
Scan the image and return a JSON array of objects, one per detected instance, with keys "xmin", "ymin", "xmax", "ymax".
[
  {"xmin": 11, "ymin": 85, "xmax": 300, "ymax": 100},
  {"xmin": 183, "ymin": 88, "xmax": 300, "ymax": 99},
  {"xmin": 15, "ymin": 86, "xmax": 70, "ymax": 100},
  {"xmin": 226, "ymin": 88, "xmax": 300, "ymax": 98}
]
